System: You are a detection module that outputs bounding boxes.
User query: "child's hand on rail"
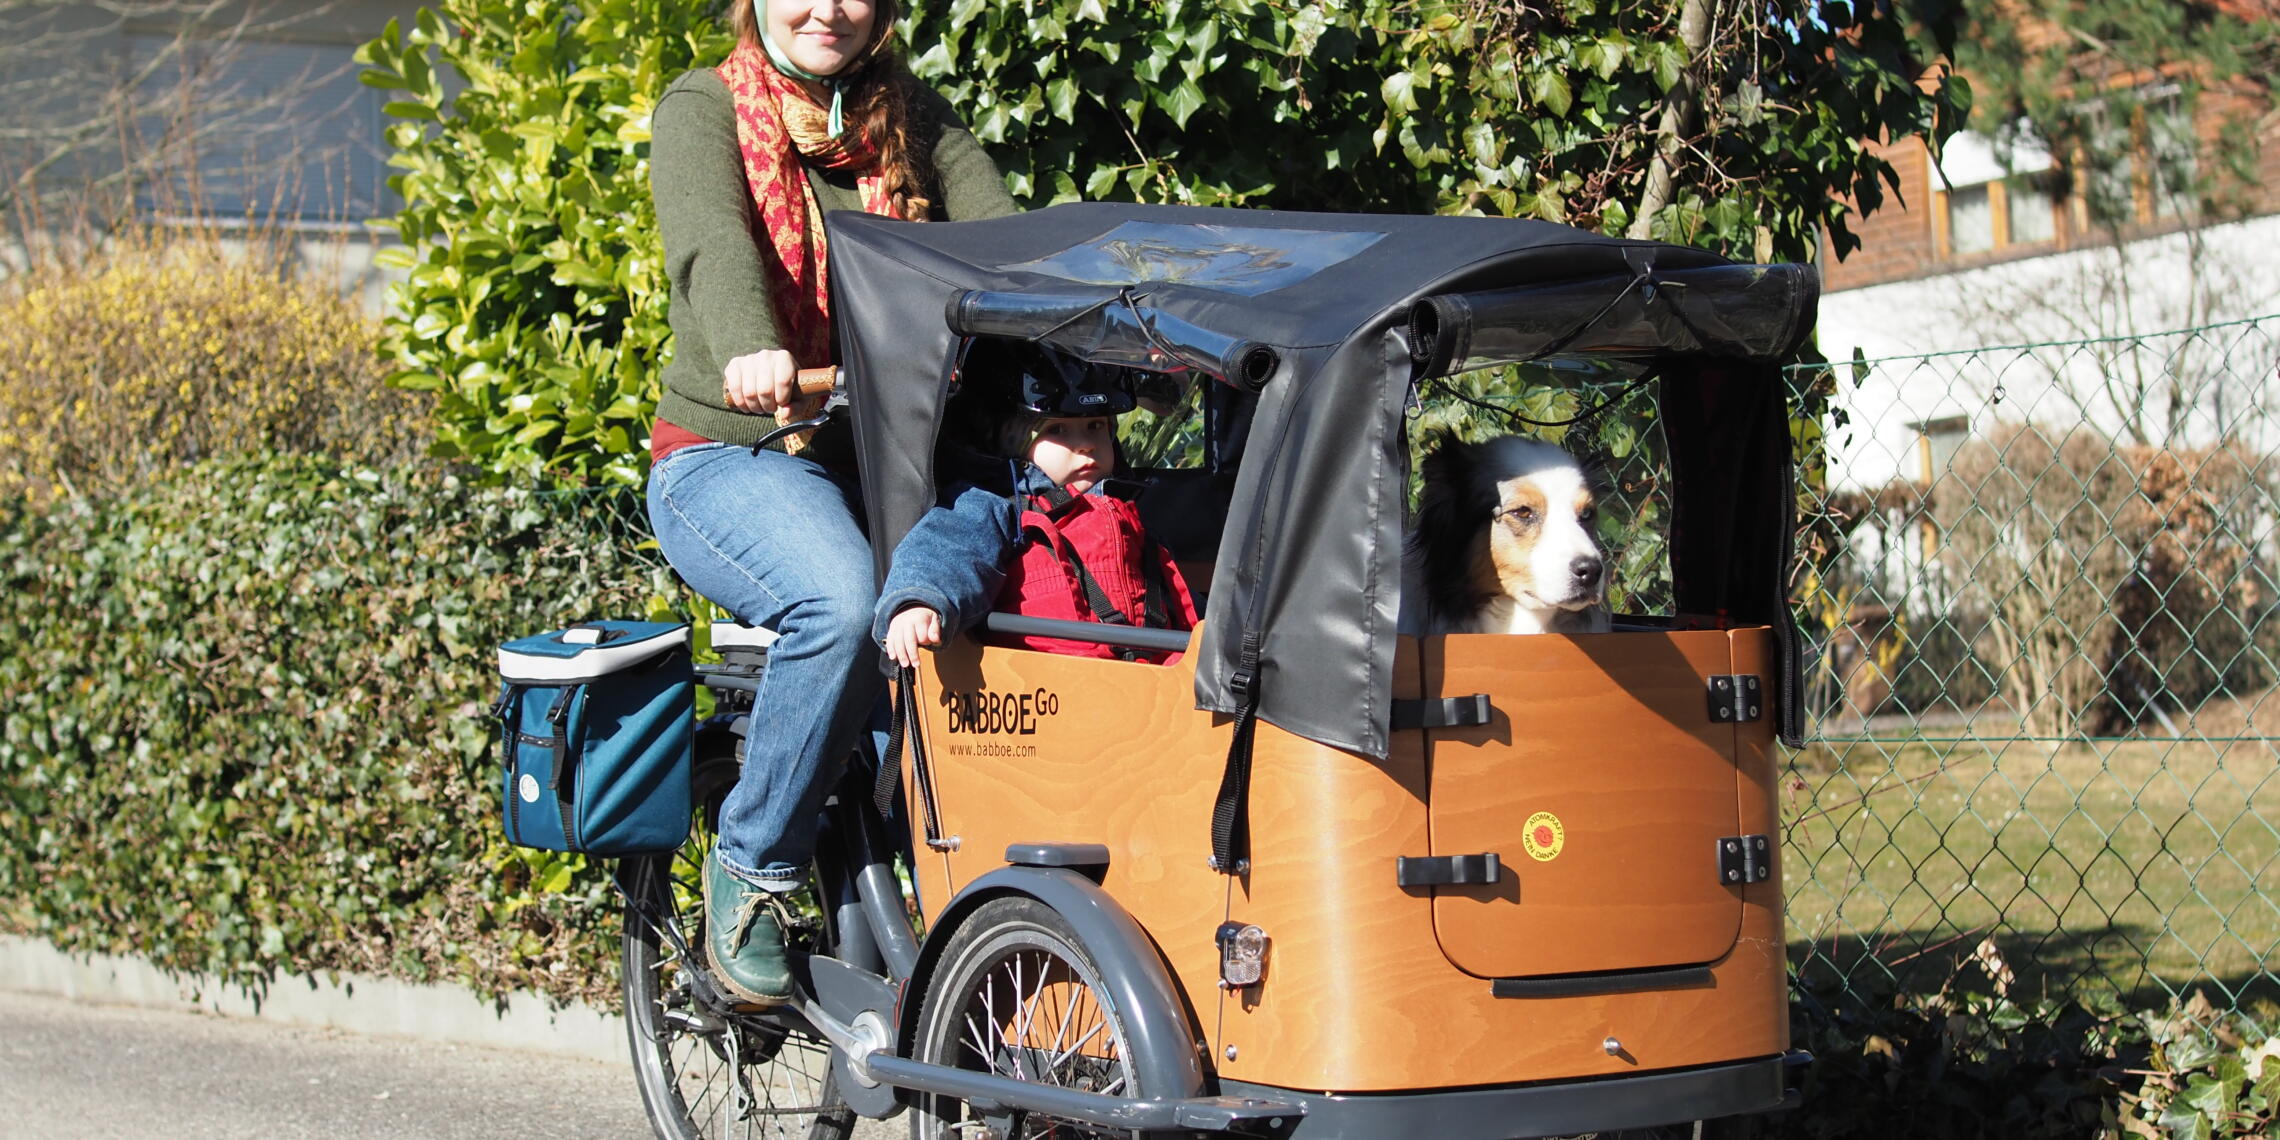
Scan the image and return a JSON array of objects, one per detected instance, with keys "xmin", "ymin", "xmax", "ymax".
[{"xmin": 883, "ymin": 605, "xmax": 943, "ymax": 669}]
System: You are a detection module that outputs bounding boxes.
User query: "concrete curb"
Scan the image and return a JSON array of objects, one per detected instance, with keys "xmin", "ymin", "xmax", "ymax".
[{"xmin": 0, "ymin": 934, "xmax": 627, "ymax": 1066}]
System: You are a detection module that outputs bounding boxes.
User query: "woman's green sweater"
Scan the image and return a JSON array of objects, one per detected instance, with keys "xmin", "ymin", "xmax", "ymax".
[{"xmin": 650, "ymin": 69, "xmax": 1016, "ymax": 446}]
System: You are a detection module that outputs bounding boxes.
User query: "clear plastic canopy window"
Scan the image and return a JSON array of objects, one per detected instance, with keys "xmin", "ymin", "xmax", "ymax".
[{"xmin": 1002, "ymin": 221, "xmax": 1388, "ymax": 297}]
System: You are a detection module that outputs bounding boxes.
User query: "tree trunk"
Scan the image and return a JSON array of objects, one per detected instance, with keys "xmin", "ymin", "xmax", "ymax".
[{"xmin": 1627, "ymin": 0, "xmax": 1714, "ymax": 240}]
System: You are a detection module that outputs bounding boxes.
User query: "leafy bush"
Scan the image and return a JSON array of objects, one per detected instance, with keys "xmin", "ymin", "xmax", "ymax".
[
  {"xmin": 1748, "ymin": 963, "xmax": 2280, "ymax": 1140},
  {"xmin": 0, "ymin": 228, "xmax": 423, "ymax": 504},
  {"xmin": 2101, "ymin": 443, "xmax": 2276, "ymax": 728},
  {"xmin": 2119, "ymin": 995, "xmax": 2280, "ymax": 1140},
  {"xmin": 0, "ymin": 455, "xmax": 673, "ymax": 1003},
  {"xmin": 368, "ymin": 0, "xmax": 1960, "ymax": 483},
  {"xmin": 1932, "ymin": 422, "xmax": 2136, "ymax": 737},
  {"xmin": 361, "ymin": 3, "xmax": 730, "ymax": 487},
  {"xmin": 910, "ymin": 0, "xmax": 1962, "ymax": 257}
]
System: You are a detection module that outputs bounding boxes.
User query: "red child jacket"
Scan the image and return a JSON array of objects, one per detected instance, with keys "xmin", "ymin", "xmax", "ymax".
[{"xmin": 990, "ymin": 489, "xmax": 1200, "ymax": 663}]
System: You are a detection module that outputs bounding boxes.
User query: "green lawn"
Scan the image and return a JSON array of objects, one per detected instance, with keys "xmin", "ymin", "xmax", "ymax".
[{"xmin": 1781, "ymin": 732, "xmax": 2280, "ymax": 1012}]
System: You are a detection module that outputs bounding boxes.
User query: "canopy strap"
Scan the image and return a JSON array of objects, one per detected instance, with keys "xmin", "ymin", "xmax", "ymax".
[
  {"xmin": 1209, "ymin": 630, "xmax": 1264, "ymax": 875},
  {"xmin": 874, "ymin": 666, "xmax": 945, "ymax": 848}
]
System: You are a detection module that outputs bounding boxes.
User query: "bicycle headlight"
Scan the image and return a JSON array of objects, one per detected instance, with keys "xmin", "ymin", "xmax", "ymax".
[{"xmin": 1216, "ymin": 922, "xmax": 1269, "ymax": 988}]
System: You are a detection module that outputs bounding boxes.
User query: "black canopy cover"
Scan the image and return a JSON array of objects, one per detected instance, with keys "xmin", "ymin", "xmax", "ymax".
[{"xmin": 826, "ymin": 203, "xmax": 1817, "ymax": 760}]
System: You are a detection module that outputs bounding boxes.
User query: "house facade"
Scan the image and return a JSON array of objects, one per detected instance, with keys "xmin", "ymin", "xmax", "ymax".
[
  {"xmin": 2, "ymin": 1, "xmax": 425, "ymax": 304},
  {"xmin": 1812, "ymin": 6, "xmax": 2280, "ymax": 491}
]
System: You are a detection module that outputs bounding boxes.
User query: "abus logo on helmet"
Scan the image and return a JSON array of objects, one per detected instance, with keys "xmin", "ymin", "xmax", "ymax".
[{"xmin": 941, "ymin": 687, "xmax": 1061, "ymax": 735}]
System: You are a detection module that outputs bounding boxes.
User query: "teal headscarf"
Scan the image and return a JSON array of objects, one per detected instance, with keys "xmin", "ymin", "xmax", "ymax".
[{"xmin": 756, "ymin": 0, "xmax": 847, "ymax": 139}]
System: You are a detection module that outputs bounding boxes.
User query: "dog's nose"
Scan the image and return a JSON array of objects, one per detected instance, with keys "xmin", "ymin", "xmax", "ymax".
[{"xmin": 1570, "ymin": 556, "xmax": 1602, "ymax": 586}]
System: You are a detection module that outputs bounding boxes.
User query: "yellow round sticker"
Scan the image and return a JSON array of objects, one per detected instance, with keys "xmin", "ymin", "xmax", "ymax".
[{"xmin": 1521, "ymin": 811, "xmax": 1565, "ymax": 862}]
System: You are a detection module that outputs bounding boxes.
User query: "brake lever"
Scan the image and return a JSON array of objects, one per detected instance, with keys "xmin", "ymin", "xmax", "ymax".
[{"xmin": 749, "ymin": 366, "xmax": 843, "ymax": 455}]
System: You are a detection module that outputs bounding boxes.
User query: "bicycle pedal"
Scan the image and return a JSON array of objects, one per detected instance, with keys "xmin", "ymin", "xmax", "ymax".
[{"xmin": 663, "ymin": 1006, "xmax": 725, "ymax": 1033}]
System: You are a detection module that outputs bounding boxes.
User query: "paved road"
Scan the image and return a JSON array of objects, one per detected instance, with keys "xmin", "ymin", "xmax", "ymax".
[
  {"xmin": 1, "ymin": 989, "xmax": 906, "ymax": 1139},
  {"xmin": 0, "ymin": 987, "xmax": 652, "ymax": 1139}
]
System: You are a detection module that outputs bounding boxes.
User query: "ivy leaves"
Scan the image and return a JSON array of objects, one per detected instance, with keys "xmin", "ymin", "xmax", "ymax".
[
  {"xmin": 909, "ymin": 0, "xmax": 1959, "ymax": 267},
  {"xmin": 0, "ymin": 459, "xmax": 663, "ymax": 1001},
  {"xmin": 364, "ymin": 1, "xmax": 1957, "ymax": 483}
]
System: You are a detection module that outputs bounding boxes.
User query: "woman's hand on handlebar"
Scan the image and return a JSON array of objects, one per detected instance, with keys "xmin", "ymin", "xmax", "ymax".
[
  {"xmin": 883, "ymin": 605, "xmax": 942, "ymax": 669},
  {"xmin": 723, "ymin": 349, "xmax": 799, "ymax": 414}
]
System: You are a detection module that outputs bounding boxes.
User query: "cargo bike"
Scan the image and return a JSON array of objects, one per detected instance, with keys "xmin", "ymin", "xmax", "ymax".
[{"xmin": 557, "ymin": 203, "xmax": 1821, "ymax": 1140}]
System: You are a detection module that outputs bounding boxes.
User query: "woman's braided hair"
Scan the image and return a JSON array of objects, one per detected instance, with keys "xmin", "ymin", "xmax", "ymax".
[{"xmin": 731, "ymin": 0, "xmax": 934, "ymax": 222}]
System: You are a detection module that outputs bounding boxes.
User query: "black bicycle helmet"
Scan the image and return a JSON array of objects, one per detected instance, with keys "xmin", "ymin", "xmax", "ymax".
[
  {"xmin": 947, "ymin": 337, "xmax": 1148, "ymax": 458},
  {"xmin": 960, "ymin": 337, "xmax": 1137, "ymax": 417}
]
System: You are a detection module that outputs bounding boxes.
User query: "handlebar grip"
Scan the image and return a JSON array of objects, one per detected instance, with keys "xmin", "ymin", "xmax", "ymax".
[{"xmin": 794, "ymin": 366, "xmax": 838, "ymax": 397}]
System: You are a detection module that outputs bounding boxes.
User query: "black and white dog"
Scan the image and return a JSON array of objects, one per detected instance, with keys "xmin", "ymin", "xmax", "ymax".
[{"xmin": 1403, "ymin": 434, "xmax": 1611, "ymax": 635}]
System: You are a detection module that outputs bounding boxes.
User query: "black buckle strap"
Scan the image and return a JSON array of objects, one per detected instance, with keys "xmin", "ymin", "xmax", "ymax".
[
  {"xmin": 547, "ymin": 686, "xmax": 580, "ymax": 849},
  {"xmin": 496, "ymin": 685, "xmax": 522, "ymax": 841},
  {"xmin": 1209, "ymin": 633, "xmax": 1263, "ymax": 875},
  {"xmin": 1027, "ymin": 496, "xmax": 1162, "ymax": 663},
  {"xmin": 873, "ymin": 667, "xmax": 947, "ymax": 848},
  {"xmin": 1060, "ymin": 544, "xmax": 1134, "ymax": 628},
  {"xmin": 1140, "ymin": 542, "xmax": 1174, "ymax": 631},
  {"xmin": 496, "ymin": 682, "xmax": 579, "ymax": 847},
  {"xmin": 872, "ymin": 669, "xmax": 911, "ymax": 818}
]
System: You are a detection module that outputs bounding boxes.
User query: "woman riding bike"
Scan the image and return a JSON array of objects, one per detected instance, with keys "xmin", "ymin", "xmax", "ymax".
[{"xmin": 642, "ymin": 0, "xmax": 1013, "ymax": 1006}]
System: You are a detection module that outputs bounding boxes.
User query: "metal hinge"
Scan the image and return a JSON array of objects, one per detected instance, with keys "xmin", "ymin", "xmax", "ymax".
[
  {"xmin": 1716, "ymin": 835, "xmax": 1773, "ymax": 885},
  {"xmin": 1706, "ymin": 675, "xmax": 1763, "ymax": 723},
  {"xmin": 1397, "ymin": 852, "xmax": 1502, "ymax": 887}
]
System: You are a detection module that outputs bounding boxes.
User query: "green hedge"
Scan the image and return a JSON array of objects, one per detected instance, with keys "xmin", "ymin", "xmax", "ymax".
[
  {"xmin": 0, "ymin": 456, "xmax": 673, "ymax": 1004},
  {"xmin": 3, "ymin": 458, "xmax": 2274, "ymax": 1134}
]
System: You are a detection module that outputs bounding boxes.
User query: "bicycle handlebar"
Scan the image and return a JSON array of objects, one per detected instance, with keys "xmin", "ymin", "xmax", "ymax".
[{"xmin": 794, "ymin": 366, "xmax": 838, "ymax": 398}]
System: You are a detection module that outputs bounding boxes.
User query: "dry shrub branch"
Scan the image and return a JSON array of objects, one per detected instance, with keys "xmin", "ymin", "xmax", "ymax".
[{"xmin": 0, "ymin": 225, "xmax": 424, "ymax": 502}]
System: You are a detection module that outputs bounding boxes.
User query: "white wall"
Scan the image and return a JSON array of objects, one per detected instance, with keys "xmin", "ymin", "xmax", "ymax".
[{"xmin": 1814, "ymin": 214, "xmax": 2280, "ymax": 489}]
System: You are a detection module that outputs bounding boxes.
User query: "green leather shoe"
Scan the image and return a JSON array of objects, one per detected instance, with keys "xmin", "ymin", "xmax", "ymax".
[{"xmin": 703, "ymin": 850, "xmax": 794, "ymax": 1006}]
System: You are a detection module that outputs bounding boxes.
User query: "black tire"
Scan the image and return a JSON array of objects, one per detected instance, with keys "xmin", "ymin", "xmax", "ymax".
[
  {"xmin": 622, "ymin": 750, "xmax": 856, "ymax": 1140},
  {"xmin": 908, "ymin": 896, "xmax": 1155, "ymax": 1139}
]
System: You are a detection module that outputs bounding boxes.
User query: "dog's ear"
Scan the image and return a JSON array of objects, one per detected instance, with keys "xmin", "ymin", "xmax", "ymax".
[
  {"xmin": 1417, "ymin": 430, "xmax": 1468, "ymax": 504},
  {"xmin": 1411, "ymin": 433, "xmax": 1493, "ymax": 616},
  {"xmin": 1571, "ymin": 445, "xmax": 1615, "ymax": 498},
  {"xmin": 1414, "ymin": 432, "xmax": 1480, "ymax": 539}
]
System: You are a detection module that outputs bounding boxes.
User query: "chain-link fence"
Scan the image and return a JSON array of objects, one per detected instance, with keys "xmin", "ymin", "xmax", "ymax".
[{"xmin": 1785, "ymin": 315, "xmax": 2280, "ymax": 1024}]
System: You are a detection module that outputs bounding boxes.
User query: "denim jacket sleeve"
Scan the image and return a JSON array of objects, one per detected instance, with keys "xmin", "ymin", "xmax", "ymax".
[{"xmin": 872, "ymin": 483, "xmax": 1021, "ymax": 645}]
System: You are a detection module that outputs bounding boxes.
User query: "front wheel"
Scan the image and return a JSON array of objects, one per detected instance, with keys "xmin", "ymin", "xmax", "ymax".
[
  {"xmin": 908, "ymin": 896, "xmax": 1155, "ymax": 1139},
  {"xmin": 621, "ymin": 750, "xmax": 855, "ymax": 1140}
]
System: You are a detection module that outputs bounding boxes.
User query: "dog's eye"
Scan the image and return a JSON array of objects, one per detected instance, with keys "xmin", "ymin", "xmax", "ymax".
[
  {"xmin": 1505, "ymin": 506, "xmax": 1534, "ymax": 522},
  {"xmin": 1578, "ymin": 506, "xmax": 1596, "ymax": 522}
]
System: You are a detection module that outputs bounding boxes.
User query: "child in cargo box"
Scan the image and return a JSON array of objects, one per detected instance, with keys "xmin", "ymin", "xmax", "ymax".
[{"xmin": 873, "ymin": 340, "xmax": 1199, "ymax": 667}]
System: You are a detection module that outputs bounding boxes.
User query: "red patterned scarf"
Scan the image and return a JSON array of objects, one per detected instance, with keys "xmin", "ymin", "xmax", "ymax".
[{"xmin": 715, "ymin": 42, "xmax": 912, "ymax": 379}]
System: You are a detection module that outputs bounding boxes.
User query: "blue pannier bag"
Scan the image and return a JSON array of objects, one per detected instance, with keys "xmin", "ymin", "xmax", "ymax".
[{"xmin": 493, "ymin": 621, "xmax": 693, "ymax": 855}]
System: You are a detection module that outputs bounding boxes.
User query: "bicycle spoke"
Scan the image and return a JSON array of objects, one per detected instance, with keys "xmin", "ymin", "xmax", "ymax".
[{"xmin": 926, "ymin": 913, "xmax": 1141, "ymax": 1140}]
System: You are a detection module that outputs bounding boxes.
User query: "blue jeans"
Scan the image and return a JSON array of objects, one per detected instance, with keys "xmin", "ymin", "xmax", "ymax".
[{"xmin": 647, "ymin": 443, "xmax": 883, "ymax": 892}]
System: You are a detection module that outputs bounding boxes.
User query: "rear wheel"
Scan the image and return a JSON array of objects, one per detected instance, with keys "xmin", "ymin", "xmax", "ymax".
[
  {"xmin": 909, "ymin": 896, "xmax": 1153, "ymax": 1139},
  {"xmin": 622, "ymin": 749, "xmax": 855, "ymax": 1140}
]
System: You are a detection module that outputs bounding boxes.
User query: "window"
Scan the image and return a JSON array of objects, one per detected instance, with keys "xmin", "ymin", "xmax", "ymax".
[
  {"xmin": 123, "ymin": 31, "xmax": 396, "ymax": 224},
  {"xmin": 2077, "ymin": 86, "xmax": 2199, "ymax": 229},
  {"xmin": 1948, "ymin": 184, "xmax": 1995, "ymax": 255},
  {"xmin": 1936, "ymin": 128, "xmax": 2057, "ymax": 259},
  {"xmin": 2146, "ymin": 94, "xmax": 2198, "ymax": 221},
  {"xmin": 2005, "ymin": 174, "xmax": 2057, "ymax": 244}
]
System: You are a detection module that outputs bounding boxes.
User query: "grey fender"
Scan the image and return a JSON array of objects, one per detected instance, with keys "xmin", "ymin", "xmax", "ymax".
[{"xmin": 899, "ymin": 866, "xmax": 1207, "ymax": 1102}]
